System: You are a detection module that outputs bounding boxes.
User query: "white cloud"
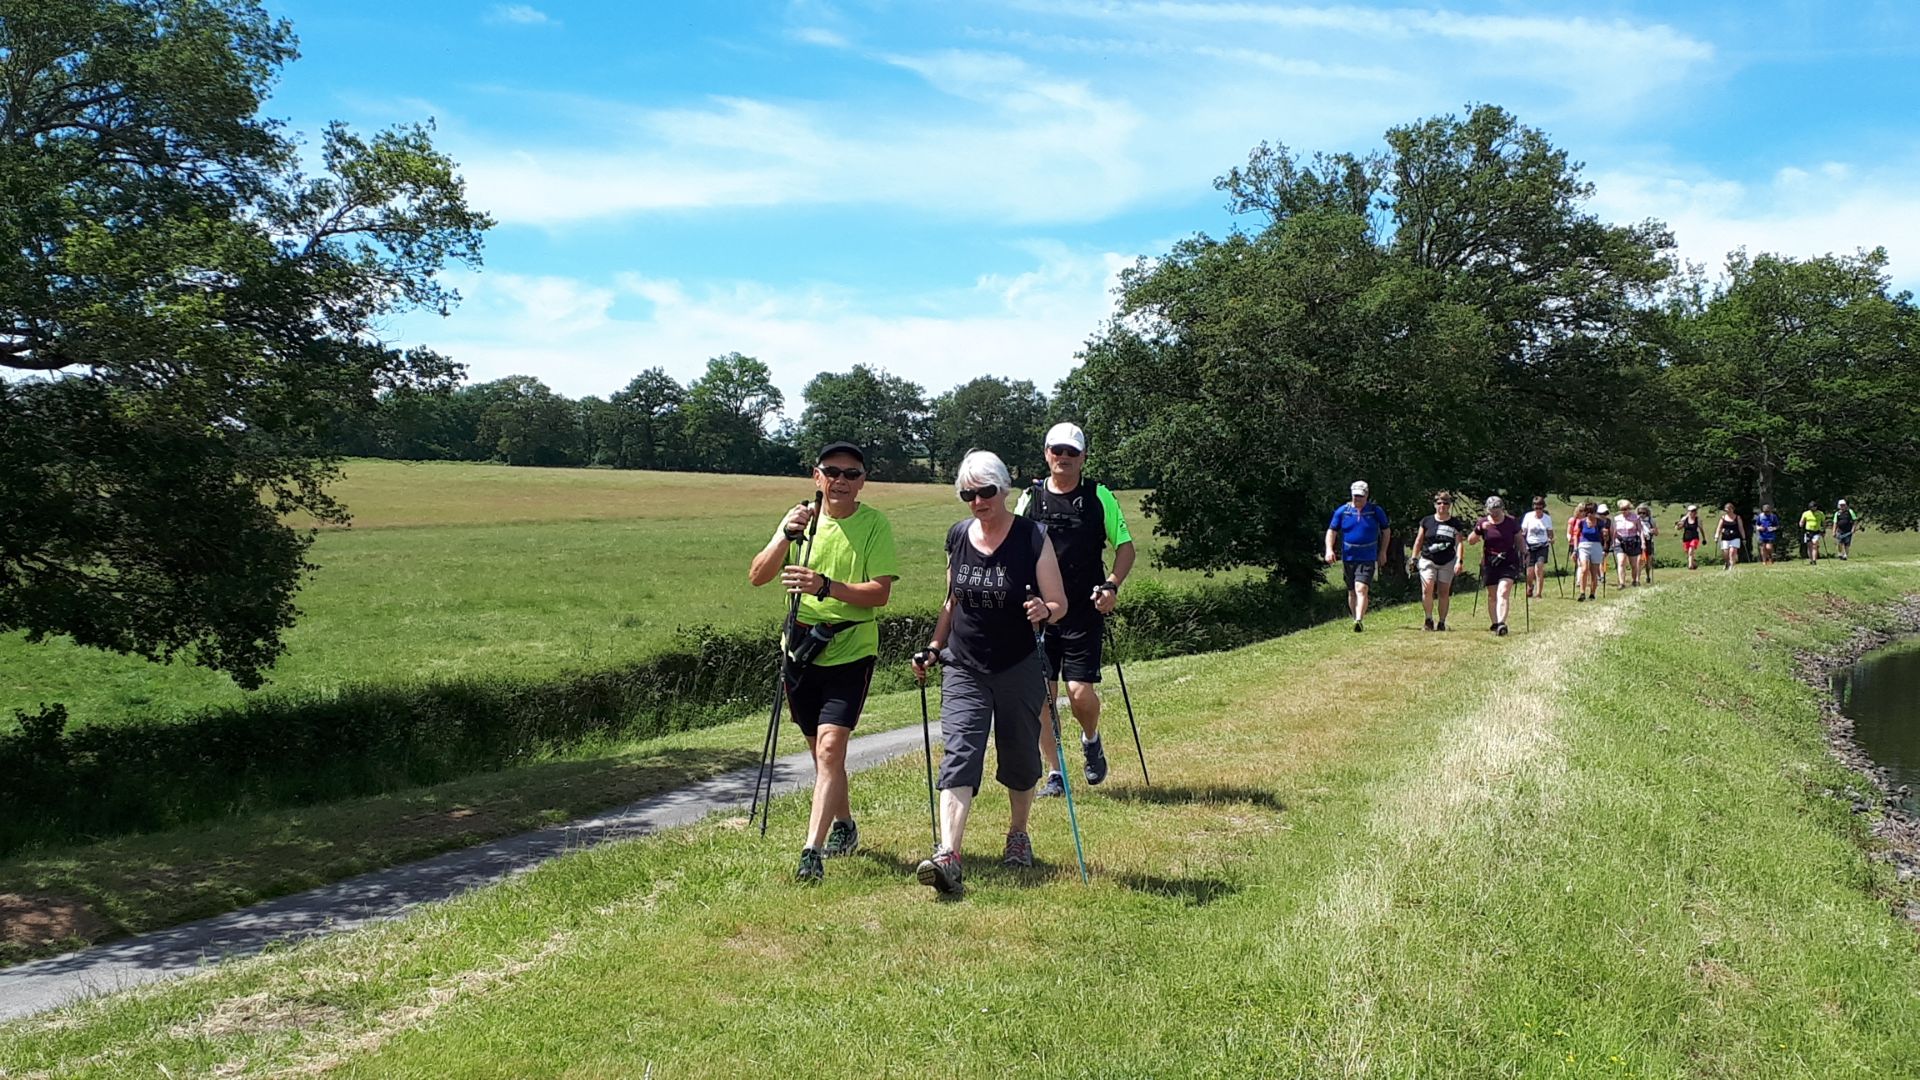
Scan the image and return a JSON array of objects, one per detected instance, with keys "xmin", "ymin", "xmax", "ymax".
[
  {"xmin": 791, "ymin": 27, "xmax": 850, "ymax": 48},
  {"xmin": 1589, "ymin": 160, "xmax": 1920, "ymax": 289},
  {"xmin": 397, "ymin": 247, "xmax": 1129, "ymax": 403},
  {"xmin": 445, "ymin": 5, "xmax": 1717, "ymax": 228},
  {"xmin": 486, "ymin": 4, "xmax": 555, "ymax": 27}
]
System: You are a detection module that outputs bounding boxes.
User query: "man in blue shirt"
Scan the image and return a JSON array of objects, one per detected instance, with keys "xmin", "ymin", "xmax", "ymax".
[{"xmin": 1324, "ymin": 480, "xmax": 1391, "ymax": 633}]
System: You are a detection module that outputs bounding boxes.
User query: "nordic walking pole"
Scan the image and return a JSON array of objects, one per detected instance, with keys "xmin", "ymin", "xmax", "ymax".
[
  {"xmin": 751, "ymin": 491, "xmax": 822, "ymax": 835},
  {"xmin": 1471, "ymin": 553, "xmax": 1483, "ymax": 621},
  {"xmin": 1524, "ymin": 573, "xmax": 1531, "ymax": 634},
  {"xmin": 916, "ymin": 660, "xmax": 939, "ymax": 850},
  {"xmin": 1033, "ymin": 588, "xmax": 1089, "ymax": 883},
  {"xmin": 1104, "ymin": 622, "xmax": 1150, "ymax": 786},
  {"xmin": 1551, "ymin": 539, "xmax": 1567, "ymax": 598}
]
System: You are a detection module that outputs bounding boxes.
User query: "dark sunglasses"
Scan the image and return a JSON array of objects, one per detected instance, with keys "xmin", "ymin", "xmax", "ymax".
[
  {"xmin": 1048, "ymin": 445, "xmax": 1083, "ymax": 457},
  {"xmin": 959, "ymin": 485, "xmax": 1001, "ymax": 503},
  {"xmin": 818, "ymin": 466, "xmax": 865, "ymax": 480}
]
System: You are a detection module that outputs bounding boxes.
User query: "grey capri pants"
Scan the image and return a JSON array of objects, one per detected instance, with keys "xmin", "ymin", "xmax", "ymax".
[{"xmin": 938, "ymin": 651, "xmax": 1046, "ymax": 795}]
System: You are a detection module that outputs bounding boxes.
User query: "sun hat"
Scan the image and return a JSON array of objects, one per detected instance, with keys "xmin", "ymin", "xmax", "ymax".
[{"xmin": 1043, "ymin": 422, "xmax": 1087, "ymax": 453}]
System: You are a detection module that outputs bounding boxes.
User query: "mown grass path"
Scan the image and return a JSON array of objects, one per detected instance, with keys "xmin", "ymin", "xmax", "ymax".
[{"xmin": 5, "ymin": 561, "xmax": 1918, "ymax": 1077}]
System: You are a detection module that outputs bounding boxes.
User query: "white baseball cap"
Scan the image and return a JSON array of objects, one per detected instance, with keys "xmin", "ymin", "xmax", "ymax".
[
  {"xmin": 1838, "ymin": 498, "xmax": 1848, "ymax": 506},
  {"xmin": 1044, "ymin": 422, "xmax": 1086, "ymax": 453},
  {"xmin": 1351, "ymin": 480, "xmax": 1370, "ymax": 496}
]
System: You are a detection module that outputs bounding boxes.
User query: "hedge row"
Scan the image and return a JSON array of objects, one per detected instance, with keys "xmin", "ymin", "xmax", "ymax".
[{"xmin": 0, "ymin": 573, "xmax": 1377, "ymax": 855}]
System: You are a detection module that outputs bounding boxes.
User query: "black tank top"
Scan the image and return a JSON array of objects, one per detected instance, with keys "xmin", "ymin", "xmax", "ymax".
[
  {"xmin": 1718, "ymin": 515, "xmax": 1741, "ymax": 541},
  {"xmin": 945, "ymin": 517, "xmax": 1046, "ymax": 675}
]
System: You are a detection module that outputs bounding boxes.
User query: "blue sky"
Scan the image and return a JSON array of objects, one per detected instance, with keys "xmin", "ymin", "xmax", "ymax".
[{"xmin": 262, "ymin": 1, "xmax": 1920, "ymax": 406}]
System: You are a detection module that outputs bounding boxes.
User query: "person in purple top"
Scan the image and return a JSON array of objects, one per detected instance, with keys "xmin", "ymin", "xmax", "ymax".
[{"xmin": 1467, "ymin": 496, "xmax": 1523, "ymax": 636}]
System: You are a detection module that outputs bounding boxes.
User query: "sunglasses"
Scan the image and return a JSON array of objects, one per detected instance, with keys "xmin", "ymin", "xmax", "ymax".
[
  {"xmin": 1048, "ymin": 445, "xmax": 1083, "ymax": 457},
  {"xmin": 818, "ymin": 466, "xmax": 865, "ymax": 480},
  {"xmin": 959, "ymin": 485, "xmax": 1001, "ymax": 503}
]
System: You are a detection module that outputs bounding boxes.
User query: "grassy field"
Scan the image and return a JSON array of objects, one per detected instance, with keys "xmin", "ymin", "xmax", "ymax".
[
  {"xmin": 0, "ymin": 460, "xmax": 1240, "ymax": 731},
  {"xmin": 6, "ymin": 554, "xmax": 1918, "ymax": 1075}
]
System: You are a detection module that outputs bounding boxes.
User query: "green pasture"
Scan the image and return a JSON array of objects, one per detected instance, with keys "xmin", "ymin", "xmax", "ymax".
[
  {"xmin": 0, "ymin": 460, "xmax": 1234, "ymax": 731},
  {"xmin": 6, "ymin": 553, "xmax": 1918, "ymax": 1074}
]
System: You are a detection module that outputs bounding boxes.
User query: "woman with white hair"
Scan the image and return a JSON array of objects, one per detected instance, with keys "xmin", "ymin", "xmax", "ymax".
[{"xmin": 911, "ymin": 450, "xmax": 1069, "ymax": 898}]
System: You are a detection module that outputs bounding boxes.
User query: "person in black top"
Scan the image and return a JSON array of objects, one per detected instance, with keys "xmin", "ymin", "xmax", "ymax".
[
  {"xmin": 1677, "ymin": 504, "xmax": 1704, "ymax": 570},
  {"xmin": 1716, "ymin": 501, "xmax": 1745, "ymax": 570},
  {"xmin": 1834, "ymin": 499, "xmax": 1859, "ymax": 560},
  {"xmin": 1015, "ymin": 422, "xmax": 1136, "ymax": 794},
  {"xmin": 1409, "ymin": 492, "xmax": 1468, "ymax": 631},
  {"xmin": 910, "ymin": 450, "xmax": 1068, "ymax": 897}
]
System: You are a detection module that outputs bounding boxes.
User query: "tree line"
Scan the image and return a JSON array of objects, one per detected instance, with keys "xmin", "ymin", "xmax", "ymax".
[
  {"xmin": 4, "ymin": 1, "xmax": 1915, "ymax": 693},
  {"xmin": 325, "ymin": 353, "xmax": 1059, "ymax": 484}
]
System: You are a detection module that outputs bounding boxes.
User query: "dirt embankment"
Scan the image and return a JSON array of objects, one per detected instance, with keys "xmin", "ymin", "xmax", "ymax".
[{"xmin": 1792, "ymin": 593, "xmax": 1920, "ymax": 925}]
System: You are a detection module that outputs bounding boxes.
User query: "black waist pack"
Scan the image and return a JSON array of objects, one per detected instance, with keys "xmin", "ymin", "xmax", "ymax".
[{"xmin": 784, "ymin": 620, "xmax": 857, "ymax": 685}]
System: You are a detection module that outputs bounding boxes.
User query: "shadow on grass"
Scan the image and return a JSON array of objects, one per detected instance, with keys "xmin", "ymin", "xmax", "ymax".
[
  {"xmin": 1114, "ymin": 872, "xmax": 1241, "ymax": 907},
  {"xmin": 1099, "ymin": 783, "xmax": 1286, "ymax": 812}
]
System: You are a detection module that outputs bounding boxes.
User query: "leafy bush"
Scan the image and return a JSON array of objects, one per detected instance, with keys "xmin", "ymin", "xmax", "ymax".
[{"xmin": 0, "ymin": 575, "xmax": 1371, "ymax": 854}]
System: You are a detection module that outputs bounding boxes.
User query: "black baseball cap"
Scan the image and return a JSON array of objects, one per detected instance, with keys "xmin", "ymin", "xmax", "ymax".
[{"xmin": 816, "ymin": 441, "xmax": 865, "ymax": 464}]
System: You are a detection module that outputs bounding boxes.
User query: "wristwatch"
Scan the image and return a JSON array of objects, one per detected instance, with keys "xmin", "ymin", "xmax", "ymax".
[
  {"xmin": 813, "ymin": 575, "xmax": 832, "ymax": 599},
  {"xmin": 1096, "ymin": 581, "xmax": 1119, "ymax": 594}
]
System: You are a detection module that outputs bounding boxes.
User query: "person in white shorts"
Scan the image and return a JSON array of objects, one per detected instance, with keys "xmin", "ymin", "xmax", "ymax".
[{"xmin": 1410, "ymin": 492, "xmax": 1469, "ymax": 631}]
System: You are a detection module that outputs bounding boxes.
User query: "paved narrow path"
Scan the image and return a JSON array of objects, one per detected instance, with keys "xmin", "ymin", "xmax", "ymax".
[{"xmin": 0, "ymin": 723, "xmax": 937, "ymax": 1023}]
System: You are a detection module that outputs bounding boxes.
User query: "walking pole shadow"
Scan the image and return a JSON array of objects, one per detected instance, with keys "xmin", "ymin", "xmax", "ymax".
[
  {"xmin": 1113, "ymin": 872, "xmax": 1241, "ymax": 907},
  {"xmin": 1100, "ymin": 783, "xmax": 1286, "ymax": 812}
]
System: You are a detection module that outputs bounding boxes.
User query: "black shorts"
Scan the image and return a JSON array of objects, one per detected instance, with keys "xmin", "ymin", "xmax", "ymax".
[
  {"xmin": 787, "ymin": 655, "xmax": 876, "ymax": 737},
  {"xmin": 1043, "ymin": 617, "xmax": 1103, "ymax": 684},
  {"xmin": 1803, "ymin": 531, "xmax": 1821, "ymax": 547},
  {"xmin": 1527, "ymin": 544, "xmax": 1551, "ymax": 567},
  {"xmin": 1620, "ymin": 536, "xmax": 1643, "ymax": 557},
  {"xmin": 1484, "ymin": 558, "xmax": 1522, "ymax": 583},
  {"xmin": 1343, "ymin": 561, "xmax": 1377, "ymax": 588},
  {"xmin": 1838, "ymin": 532, "xmax": 1854, "ymax": 545}
]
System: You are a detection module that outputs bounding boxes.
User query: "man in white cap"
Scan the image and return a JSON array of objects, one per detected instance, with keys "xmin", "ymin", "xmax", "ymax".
[
  {"xmin": 1833, "ymin": 499, "xmax": 1859, "ymax": 560},
  {"xmin": 1325, "ymin": 480, "xmax": 1390, "ymax": 632},
  {"xmin": 1016, "ymin": 422, "xmax": 1135, "ymax": 793}
]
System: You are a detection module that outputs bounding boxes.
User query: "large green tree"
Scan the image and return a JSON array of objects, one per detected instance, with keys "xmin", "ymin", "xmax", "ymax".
[
  {"xmin": 927, "ymin": 375, "xmax": 1050, "ymax": 482},
  {"xmin": 681, "ymin": 352, "xmax": 783, "ymax": 473},
  {"xmin": 1659, "ymin": 249, "xmax": 1920, "ymax": 525},
  {"xmin": 606, "ymin": 367, "xmax": 684, "ymax": 470},
  {"xmin": 0, "ymin": 0, "xmax": 490, "ymax": 687},
  {"xmin": 797, "ymin": 364, "xmax": 929, "ymax": 480},
  {"xmin": 1073, "ymin": 106, "xmax": 1672, "ymax": 583}
]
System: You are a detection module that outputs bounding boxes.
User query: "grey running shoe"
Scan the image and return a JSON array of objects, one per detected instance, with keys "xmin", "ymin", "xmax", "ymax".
[
  {"xmin": 1002, "ymin": 831, "xmax": 1034, "ymax": 868},
  {"xmin": 823, "ymin": 818, "xmax": 859, "ymax": 857},
  {"xmin": 795, "ymin": 847, "xmax": 825, "ymax": 884},
  {"xmin": 1353, "ymin": 620, "xmax": 1364, "ymax": 633},
  {"xmin": 916, "ymin": 847, "xmax": 964, "ymax": 896},
  {"xmin": 1082, "ymin": 734, "xmax": 1109, "ymax": 786},
  {"xmin": 1038, "ymin": 771, "xmax": 1065, "ymax": 798}
]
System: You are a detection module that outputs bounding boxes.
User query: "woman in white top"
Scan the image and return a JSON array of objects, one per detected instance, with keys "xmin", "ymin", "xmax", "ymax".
[
  {"xmin": 1611, "ymin": 499, "xmax": 1645, "ymax": 587},
  {"xmin": 1520, "ymin": 496, "xmax": 1554, "ymax": 599}
]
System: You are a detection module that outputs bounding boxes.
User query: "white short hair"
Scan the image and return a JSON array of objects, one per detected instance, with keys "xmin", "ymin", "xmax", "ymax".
[{"xmin": 954, "ymin": 450, "xmax": 1011, "ymax": 497}]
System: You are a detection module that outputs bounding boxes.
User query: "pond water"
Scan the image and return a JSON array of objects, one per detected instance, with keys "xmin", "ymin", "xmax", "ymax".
[{"xmin": 1833, "ymin": 636, "xmax": 1920, "ymax": 808}]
